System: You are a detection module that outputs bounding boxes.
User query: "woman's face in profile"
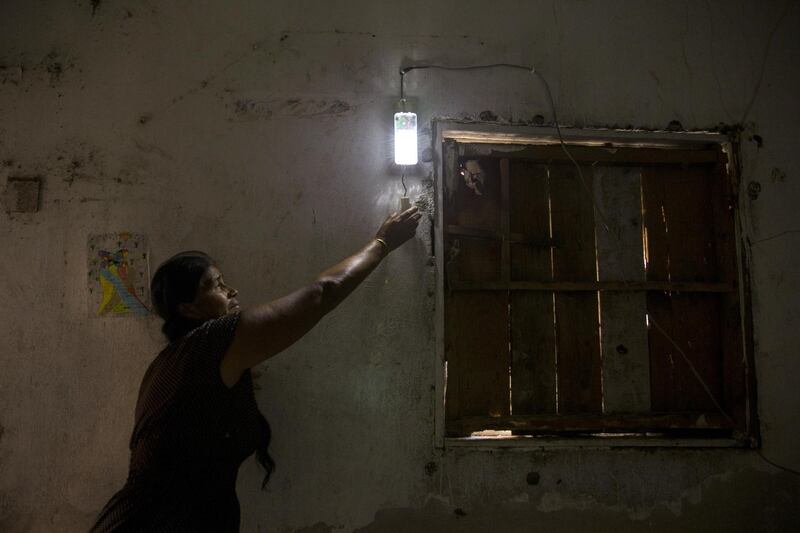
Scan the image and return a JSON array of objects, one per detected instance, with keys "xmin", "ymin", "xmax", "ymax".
[{"xmin": 181, "ymin": 265, "xmax": 240, "ymax": 320}]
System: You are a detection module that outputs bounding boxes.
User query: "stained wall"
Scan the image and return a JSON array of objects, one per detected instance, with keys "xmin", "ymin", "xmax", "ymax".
[{"xmin": 0, "ymin": 1, "xmax": 798, "ymax": 531}]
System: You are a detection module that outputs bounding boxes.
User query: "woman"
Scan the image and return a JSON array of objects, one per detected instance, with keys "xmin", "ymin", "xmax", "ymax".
[{"xmin": 91, "ymin": 206, "xmax": 421, "ymax": 532}]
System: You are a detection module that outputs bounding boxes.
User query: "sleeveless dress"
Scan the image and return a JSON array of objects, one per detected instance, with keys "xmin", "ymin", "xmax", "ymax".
[{"xmin": 91, "ymin": 313, "xmax": 267, "ymax": 532}]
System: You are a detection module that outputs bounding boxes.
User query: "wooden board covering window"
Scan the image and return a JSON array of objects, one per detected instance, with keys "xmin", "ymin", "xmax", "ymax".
[
  {"xmin": 509, "ymin": 160, "xmax": 556, "ymax": 415},
  {"xmin": 594, "ymin": 166, "xmax": 650, "ymax": 414},
  {"xmin": 642, "ymin": 166, "xmax": 724, "ymax": 413},
  {"xmin": 549, "ymin": 164, "xmax": 602, "ymax": 414},
  {"xmin": 444, "ymin": 157, "xmax": 509, "ymax": 421},
  {"xmin": 443, "ymin": 141, "xmax": 752, "ymax": 441}
]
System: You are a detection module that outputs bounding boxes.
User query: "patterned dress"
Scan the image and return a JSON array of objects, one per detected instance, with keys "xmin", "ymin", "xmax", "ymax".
[{"xmin": 91, "ymin": 313, "xmax": 267, "ymax": 532}]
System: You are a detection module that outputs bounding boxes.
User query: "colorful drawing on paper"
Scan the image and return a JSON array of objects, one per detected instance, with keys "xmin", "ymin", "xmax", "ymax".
[{"xmin": 87, "ymin": 232, "xmax": 150, "ymax": 317}]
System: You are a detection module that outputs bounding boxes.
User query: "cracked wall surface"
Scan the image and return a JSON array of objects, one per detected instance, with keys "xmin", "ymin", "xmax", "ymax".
[{"xmin": 1, "ymin": 1, "xmax": 798, "ymax": 531}]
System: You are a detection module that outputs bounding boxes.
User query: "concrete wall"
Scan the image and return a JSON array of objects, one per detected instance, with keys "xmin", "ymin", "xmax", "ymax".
[{"xmin": 1, "ymin": 1, "xmax": 798, "ymax": 531}]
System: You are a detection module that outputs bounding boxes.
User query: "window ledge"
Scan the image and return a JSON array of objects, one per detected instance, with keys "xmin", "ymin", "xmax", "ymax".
[{"xmin": 444, "ymin": 436, "xmax": 748, "ymax": 450}]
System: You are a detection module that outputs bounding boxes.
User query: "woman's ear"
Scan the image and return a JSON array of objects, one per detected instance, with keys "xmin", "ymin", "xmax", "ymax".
[{"xmin": 177, "ymin": 302, "xmax": 202, "ymax": 320}]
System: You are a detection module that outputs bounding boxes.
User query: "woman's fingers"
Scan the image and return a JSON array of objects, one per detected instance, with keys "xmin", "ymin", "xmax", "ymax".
[
  {"xmin": 398, "ymin": 206, "xmax": 419, "ymax": 219},
  {"xmin": 407, "ymin": 212, "xmax": 422, "ymax": 227},
  {"xmin": 374, "ymin": 204, "xmax": 422, "ymax": 251}
]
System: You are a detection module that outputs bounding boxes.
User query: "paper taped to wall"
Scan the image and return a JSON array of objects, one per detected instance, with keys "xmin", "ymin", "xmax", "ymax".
[{"xmin": 87, "ymin": 232, "xmax": 150, "ymax": 317}]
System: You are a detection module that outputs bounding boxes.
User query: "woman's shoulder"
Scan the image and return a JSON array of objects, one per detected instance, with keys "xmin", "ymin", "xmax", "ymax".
[
  {"xmin": 178, "ymin": 312, "xmax": 241, "ymax": 352},
  {"xmin": 158, "ymin": 312, "xmax": 242, "ymax": 380},
  {"xmin": 189, "ymin": 312, "xmax": 239, "ymax": 338}
]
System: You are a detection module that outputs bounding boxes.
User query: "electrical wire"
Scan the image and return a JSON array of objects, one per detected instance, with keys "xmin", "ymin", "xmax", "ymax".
[
  {"xmin": 400, "ymin": 62, "xmax": 800, "ymax": 475},
  {"xmin": 650, "ymin": 320, "xmax": 735, "ymax": 426},
  {"xmin": 399, "ymin": 64, "xmax": 612, "ymax": 225},
  {"xmin": 757, "ymin": 450, "xmax": 800, "ymax": 477}
]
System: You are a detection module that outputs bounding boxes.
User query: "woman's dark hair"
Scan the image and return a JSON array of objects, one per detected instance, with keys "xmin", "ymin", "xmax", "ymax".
[
  {"xmin": 150, "ymin": 250, "xmax": 275, "ymax": 488},
  {"xmin": 151, "ymin": 251, "xmax": 215, "ymax": 342}
]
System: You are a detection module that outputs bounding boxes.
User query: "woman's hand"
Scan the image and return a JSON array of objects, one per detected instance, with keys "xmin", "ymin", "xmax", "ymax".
[{"xmin": 375, "ymin": 206, "xmax": 422, "ymax": 252}]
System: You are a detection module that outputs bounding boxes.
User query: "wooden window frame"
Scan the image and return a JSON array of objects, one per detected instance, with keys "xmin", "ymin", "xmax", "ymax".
[{"xmin": 432, "ymin": 121, "xmax": 758, "ymax": 449}]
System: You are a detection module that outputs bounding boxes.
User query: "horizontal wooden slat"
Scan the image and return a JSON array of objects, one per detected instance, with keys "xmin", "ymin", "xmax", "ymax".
[
  {"xmin": 446, "ymin": 225, "xmax": 555, "ymax": 247},
  {"xmin": 448, "ymin": 412, "xmax": 736, "ymax": 434},
  {"xmin": 450, "ymin": 281, "xmax": 735, "ymax": 292},
  {"xmin": 446, "ymin": 224, "xmax": 502, "ymax": 240},
  {"xmin": 459, "ymin": 144, "xmax": 722, "ymax": 165},
  {"xmin": 445, "ymin": 237, "xmax": 502, "ymax": 284}
]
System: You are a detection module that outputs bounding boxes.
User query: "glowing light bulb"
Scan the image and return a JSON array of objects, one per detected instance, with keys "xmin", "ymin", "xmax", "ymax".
[{"xmin": 394, "ymin": 112, "xmax": 418, "ymax": 165}]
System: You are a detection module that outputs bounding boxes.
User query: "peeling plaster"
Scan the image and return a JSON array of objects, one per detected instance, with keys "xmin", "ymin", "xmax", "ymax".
[
  {"xmin": 356, "ymin": 468, "xmax": 798, "ymax": 533},
  {"xmin": 230, "ymin": 97, "xmax": 353, "ymax": 121}
]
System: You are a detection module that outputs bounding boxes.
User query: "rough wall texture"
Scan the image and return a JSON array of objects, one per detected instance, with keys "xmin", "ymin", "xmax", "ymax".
[{"xmin": 1, "ymin": 1, "xmax": 798, "ymax": 531}]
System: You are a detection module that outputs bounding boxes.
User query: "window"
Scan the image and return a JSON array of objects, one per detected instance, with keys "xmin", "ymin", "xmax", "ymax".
[{"xmin": 433, "ymin": 123, "xmax": 756, "ymax": 445}]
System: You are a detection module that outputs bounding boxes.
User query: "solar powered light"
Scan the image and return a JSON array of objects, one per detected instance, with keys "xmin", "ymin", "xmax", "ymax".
[{"xmin": 393, "ymin": 111, "xmax": 418, "ymax": 166}]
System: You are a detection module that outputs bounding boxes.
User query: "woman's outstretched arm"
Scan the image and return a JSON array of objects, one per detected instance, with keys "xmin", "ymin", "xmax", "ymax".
[{"xmin": 220, "ymin": 206, "xmax": 421, "ymax": 386}]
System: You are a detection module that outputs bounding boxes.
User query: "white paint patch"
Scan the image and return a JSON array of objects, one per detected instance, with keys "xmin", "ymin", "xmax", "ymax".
[{"xmin": 509, "ymin": 492, "xmax": 530, "ymax": 503}]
